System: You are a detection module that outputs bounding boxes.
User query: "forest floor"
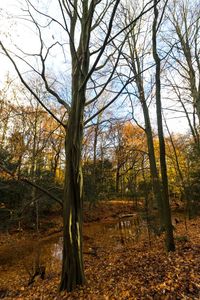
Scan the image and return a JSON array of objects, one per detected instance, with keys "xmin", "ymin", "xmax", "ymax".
[{"xmin": 0, "ymin": 200, "xmax": 200, "ymax": 299}]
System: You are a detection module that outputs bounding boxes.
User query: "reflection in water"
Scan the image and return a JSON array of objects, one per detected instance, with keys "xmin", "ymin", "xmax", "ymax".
[
  {"xmin": 25, "ymin": 216, "xmax": 151, "ymax": 278},
  {"xmin": 89, "ymin": 215, "xmax": 150, "ymax": 249},
  {"xmin": 0, "ymin": 214, "xmax": 151, "ymax": 288},
  {"xmin": 37, "ymin": 217, "xmax": 146, "ymax": 267},
  {"xmin": 52, "ymin": 237, "xmax": 63, "ymax": 261},
  {"xmin": 22, "ymin": 237, "xmax": 63, "ymax": 284},
  {"xmin": 0, "ymin": 213, "xmax": 155, "ymax": 296},
  {"xmin": 118, "ymin": 217, "xmax": 142, "ymax": 244}
]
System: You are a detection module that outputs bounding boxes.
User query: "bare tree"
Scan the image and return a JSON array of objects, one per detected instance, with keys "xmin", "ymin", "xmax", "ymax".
[
  {"xmin": 0, "ymin": 0, "xmax": 163, "ymax": 291},
  {"xmin": 164, "ymin": 0, "xmax": 200, "ymax": 149},
  {"xmin": 120, "ymin": 2, "xmax": 164, "ymax": 222}
]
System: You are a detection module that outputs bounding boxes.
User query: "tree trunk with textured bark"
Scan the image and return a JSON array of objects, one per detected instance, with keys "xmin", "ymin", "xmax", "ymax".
[
  {"xmin": 152, "ymin": 0, "xmax": 175, "ymax": 252},
  {"xmin": 127, "ymin": 26, "xmax": 164, "ymax": 223},
  {"xmin": 60, "ymin": 113, "xmax": 85, "ymax": 291}
]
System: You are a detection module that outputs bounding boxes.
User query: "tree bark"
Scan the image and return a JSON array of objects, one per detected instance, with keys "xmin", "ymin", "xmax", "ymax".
[
  {"xmin": 60, "ymin": 121, "xmax": 85, "ymax": 291},
  {"xmin": 60, "ymin": 0, "xmax": 91, "ymax": 289},
  {"xmin": 140, "ymin": 85, "xmax": 164, "ymax": 221},
  {"xmin": 127, "ymin": 28, "xmax": 164, "ymax": 222},
  {"xmin": 152, "ymin": 0, "xmax": 175, "ymax": 251},
  {"xmin": 116, "ymin": 163, "xmax": 120, "ymax": 194}
]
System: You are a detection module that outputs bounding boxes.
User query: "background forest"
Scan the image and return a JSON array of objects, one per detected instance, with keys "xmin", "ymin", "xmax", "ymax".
[
  {"xmin": 0, "ymin": 0, "xmax": 200, "ymax": 227},
  {"xmin": 0, "ymin": 0, "xmax": 200, "ymax": 298}
]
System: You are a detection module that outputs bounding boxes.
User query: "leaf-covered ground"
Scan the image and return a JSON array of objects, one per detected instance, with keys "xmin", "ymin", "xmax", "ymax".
[{"xmin": 0, "ymin": 201, "xmax": 200, "ymax": 299}]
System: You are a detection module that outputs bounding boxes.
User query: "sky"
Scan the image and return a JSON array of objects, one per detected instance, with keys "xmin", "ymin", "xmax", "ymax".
[
  {"xmin": 0, "ymin": 1, "xmax": 39, "ymax": 78},
  {"xmin": 0, "ymin": 0, "xmax": 192, "ymax": 135}
]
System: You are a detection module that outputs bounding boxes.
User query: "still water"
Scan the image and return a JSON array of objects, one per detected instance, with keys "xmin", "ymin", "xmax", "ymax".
[{"xmin": 0, "ymin": 214, "xmax": 152, "ymax": 291}]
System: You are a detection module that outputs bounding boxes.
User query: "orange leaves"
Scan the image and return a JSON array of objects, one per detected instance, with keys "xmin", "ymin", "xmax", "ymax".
[
  {"xmin": 123, "ymin": 122, "xmax": 146, "ymax": 149},
  {"xmin": 1, "ymin": 202, "xmax": 200, "ymax": 299}
]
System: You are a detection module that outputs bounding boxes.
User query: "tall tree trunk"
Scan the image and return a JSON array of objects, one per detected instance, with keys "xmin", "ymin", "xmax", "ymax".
[
  {"xmin": 127, "ymin": 30, "xmax": 164, "ymax": 223},
  {"xmin": 60, "ymin": 3, "xmax": 89, "ymax": 285},
  {"xmin": 93, "ymin": 124, "xmax": 98, "ymax": 182},
  {"xmin": 141, "ymin": 95, "xmax": 164, "ymax": 221},
  {"xmin": 152, "ymin": 0, "xmax": 175, "ymax": 251},
  {"xmin": 52, "ymin": 147, "xmax": 61, "ymax": 181},
  {"xmin": 92, "ymin": 120, "xmax": 99, "ymax": 204},
  {"xmin": 60, "ymin": 95, "xmax": 85, "ymax": 291},
  {"xmin": 116, "ymin": 164, "xmax": 120, "ymax": 194},
  {"xmin": 31, "ymin": 107, "xmax": 39, "ymax": 232},
  {"xmin": 60, "ymin": 0, "xmax": 94, "ymax": 289}
]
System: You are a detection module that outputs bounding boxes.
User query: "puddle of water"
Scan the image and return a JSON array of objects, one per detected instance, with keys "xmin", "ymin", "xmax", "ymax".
[
  {"xmin": 17, "ymin": 236, "xmax": 63, "ymax": 281},
  {"xmin": 0, "ymin": 235, "xmax": 64, "ymax": 291},
  {"xmin": 51, "ymin": 236, "xmax": 63, "ymax": 261},
  {"xmin": 82, "ymin": 214, "xmax": 152, "ymax": 253},
  {"xmin": 0, "ymin": 213, "xmax": 152, "ymax": 289},
  {"xmin": 0, "ymin": 210, "xmax": 187, "ymax": 293},
  {"xmin": 21, "ymin": 216, "xmax": 149, "ymax": 269}
]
